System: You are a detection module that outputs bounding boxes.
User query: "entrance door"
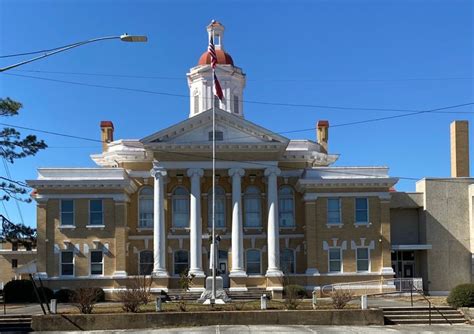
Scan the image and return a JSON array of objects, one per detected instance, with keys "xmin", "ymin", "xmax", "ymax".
[
  {"xmin": 217, "ymin": 250, "xmax": 229, "ymax": 288},
  {"xmin": 403, "ymin": 263, "xmax": 414, "ymax": 278}
]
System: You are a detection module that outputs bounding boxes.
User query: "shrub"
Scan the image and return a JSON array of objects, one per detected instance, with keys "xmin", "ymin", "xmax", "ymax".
[
  {"xmin": 93, "ymin": 288, "xmax": 105, "ymax": 302},
  {"xmin": 283, "ymin": 284, "xmax": 306, "ymax": 310},
  {"xmin": 36, "ymin": 287, "xmax": 54, "ymax": 303},
  {"xmin": 72, "ymin": 288, "xmax": 102, "ymax": 314},
  {"xmin": 116, "ymin": 276, "xmax": 152, "ymax": 313},
  {"xmin": 54, "ymin": 289, "xmax": 74, "ymax": 303},
  {"xmin": 330, "ymin": 289, "xmax": 353, "ymax": 309},
  {"xmin": 447, "ymin": 284, "xmax": 474, "ymax": 308},
  {"xmin": 4, "ymin": 280, "xmax": 35, "ymax": 303}
]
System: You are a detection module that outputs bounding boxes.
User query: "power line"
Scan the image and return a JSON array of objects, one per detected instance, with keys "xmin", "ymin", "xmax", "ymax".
[
  {"xmin": 3, "ymin": 72, "xmax": 474, "ymax": 114},
  {"xmin": 10, "ymin": 69, "xmax": 474, "ymax": 83},
  {"xmin": 0, "ymin": 40, "xmax": 87, "ymax": 59}
]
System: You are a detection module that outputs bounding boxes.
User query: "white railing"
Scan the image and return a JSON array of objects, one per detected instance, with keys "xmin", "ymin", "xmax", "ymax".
[{"xmin": 320, "ymin": 277, "xmax": 423, "ymax": 296}]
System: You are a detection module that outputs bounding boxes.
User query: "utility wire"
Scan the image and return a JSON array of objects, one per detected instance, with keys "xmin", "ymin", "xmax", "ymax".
[
  {"xmin": 1, "ymin": 156, "xmax": 25, "ymax": 224},
  {"xmin": 0, "ymin": 42, "xmax": 83, "ymax": 58},
  {"xmin": 1, "ymin": 121, "xmax": 472, "ymax": 185},
  {"xmin": 3, "ymin": 72, "xmax": 474, "ymax": 114}
]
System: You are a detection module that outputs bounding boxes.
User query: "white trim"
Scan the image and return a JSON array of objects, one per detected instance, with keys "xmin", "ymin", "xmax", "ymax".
[
  {"xmin": 59, "ymin": 250, "xmax": 75, "ymax": 277},
  {"xmin": 86, "ymin": 225, "xmax": 105, "ymax": 229},
  {"xmin": 355, "ymin": 246, "xmax": 371, "ymax": 273},
  {"xmin": 391, "ymin": 244, "xmax": 432, "ymax": 250},
  {"xmin": 58, "ymin": 225, "xmax": 76, "ymax": 230},
  {"xmin": 303, "ymin": 192, "xmax": 391, "ymax": 201},
  {"xmin": 89, "ymin": 249, "xmax": 104, "ymax": 277},
  {"xmin": 157, "ymin": 161, "xmax": 278, "ymax": 170},
  {"xmin": 35, "ymin": 193, "xmax": 130, "ymax": 202},
  {"xmin": 89, "ymin": 199, "xmax": 104, "ymax": 227},
  {"xmin": 0, "ymin": 250, "xmax": 36, "ymax": 255},
  {"xmin": 60, "ymin": 199, "xmax": 75, "ymax": 227}
]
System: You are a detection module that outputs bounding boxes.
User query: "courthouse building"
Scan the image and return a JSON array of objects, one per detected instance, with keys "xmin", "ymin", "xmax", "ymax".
[{"xmin": 22, "ymin": 21, "xmax": 473, "ymax": 296}]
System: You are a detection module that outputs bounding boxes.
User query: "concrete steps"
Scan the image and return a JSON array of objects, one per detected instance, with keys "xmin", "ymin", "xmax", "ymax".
[
  {"xmin": 382, "ymin": 306, "xmax": 467, "ymax": 325},
  {"xmin": 226, "ymin": 288, "xmax": 267, "ymax": 300},
  {"xmin": 0, "ymin": 315, "xmax": 32, "ymax": 332}
]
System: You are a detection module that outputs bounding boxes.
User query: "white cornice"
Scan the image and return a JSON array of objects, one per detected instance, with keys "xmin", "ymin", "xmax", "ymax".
[
  {"xmin": 34, "ymin": 193, "xmax": 130, "ymax": 202},
  {"xmin": 303, "ymin": 192, "xmax": 392, "ymax": 201}
]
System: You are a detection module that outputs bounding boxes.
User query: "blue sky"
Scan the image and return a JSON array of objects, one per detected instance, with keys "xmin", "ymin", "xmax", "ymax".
[{"xmin": 0, "ymin": 0, "xmax": 473, "ymax": 227}]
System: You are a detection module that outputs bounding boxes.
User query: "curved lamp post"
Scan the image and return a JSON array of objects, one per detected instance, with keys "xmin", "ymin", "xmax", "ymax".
[{"xmin": 0, "ymin": 34, "xmax": 148, "ymax": 72}]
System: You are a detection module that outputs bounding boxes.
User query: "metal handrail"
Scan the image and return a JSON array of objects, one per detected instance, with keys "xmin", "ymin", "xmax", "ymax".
[{"xmin": 410, "ymin": 283, "xmax": 452, "ymax": 325}]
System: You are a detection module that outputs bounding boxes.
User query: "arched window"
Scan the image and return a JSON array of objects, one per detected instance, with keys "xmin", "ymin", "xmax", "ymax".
[
  {"xmin": 138, "ymin": 187, "xmax": 153, "ymax": 228},
  {"xmin": 194, "ymin": 94, "xmax": 199, "ymax": 115},
  {"xmin": 208, "ymin": 186, "xmax": 226, "ymax": 227},
  {"xmin": 246, "ymin": 249, "xmax": 261, "ymax": 275},
  {"xmin": 279, "ymin": 186, "xmax": 295, "ymax": 227},
  {"xmin": 139, "ymin": 250, "xmax": 153, "ymax": 275},
  {"xmin": 172, "ymin": 187, "xmax": 189, "ymax": 228},
  {"xmin": 280, "ymin": 248, "xmax": 295, "ymax": 274},
  {"xmin": 244, "ymin": 186, "xmax": 261, "ymax": 227},
  {"xmin": 174, "ymin": 250, "xmax": 189, "ymax": 275}
]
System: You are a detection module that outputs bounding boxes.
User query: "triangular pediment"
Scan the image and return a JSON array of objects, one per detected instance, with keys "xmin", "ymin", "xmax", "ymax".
[{"xmin": 141, "ymin": 108, "xmax": 290, "ymax": 146}]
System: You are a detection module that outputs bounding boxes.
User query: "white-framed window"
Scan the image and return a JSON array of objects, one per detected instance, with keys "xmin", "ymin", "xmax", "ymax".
[
  {"xmin": 279, "ymin": 186, "xmax": 295, "ymax": 227},
  {"xmin": 208, "ymin": 186, "xmax": 226, "ymax": 228},
  {"xmin": 280, "ymin": 248, "xmax": 295, "ymax": 274},
  {"xmin": 90, "ymin": 250, "xmax": 103, "ymax": 276},
  {"xmin": 328, "ymin": 247, "xmax": 342, "ymax": 272},
  {"xmin": 233, "ymin": 95, "xmax": 239, "ymax": 114},
  {"xmin": 173, "ymin": 250, "xmax": 189, "ymax": 275},
  {"xmin": 138, "ymin": 187, "xmax": 153, "ymax": 228},
  {"xmin": 244, "ymin": 186, "xmax": 261, "ymax": 227},
  {"xmin": 172, "ymin": 187, "xmax": 190, "ymax": 228},
  {"xmin": 356, "ymin": 247, "xmax": 370, "ymax": 272},
  {"xmin": 139, "ymin": 250, "xmax": 153, "ymax": 275},
  {"xmin": 193, "ymin": 93, "xmax": 199, "ymax": 114},
  {"xmin": 246, "ymin": 249, "xmax": 261, "ymax": 275},
  {"xmin": 60, "ymin": 251, "xmax": 74, "ymax": 276},
  {"xmin": 60, "ymin": 200, "xmax": 74, "ymax": 226},
  {"xmin": 355, "ymin": 198, "xmax": 369, "ymax": 224},
  {"xmin": 327, "ymin": 198, "xmax": 341, "ymax": 225},
  {"xmin": 89, "ymin": 199, "xmax": 103, "ymax": 225}
]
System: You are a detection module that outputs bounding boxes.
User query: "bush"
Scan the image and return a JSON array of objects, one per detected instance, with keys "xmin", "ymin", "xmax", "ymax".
[
  {"xmin": 72, "ymin": 288, "xmax": 103, "ymax": 314},
  {"xmin": 284, "ymin": 285, "xmax": 306, "ymax": 298},
  {"xmin": 447, "ymin": 284, "xmax": 474, "ymax": 308},
  {"xmin": 330, "ymin": 289, "xmax": 353, "ymax": 309},
  {"xmin": 4, "ymin": 280, "xmax": 35, "ymax": 303},
  {"xmin": 36, "ymin": 287, "xmax": 54, "ymax": 303},
  {"xmin": 93, "ymin": 288, "xmax": 105, "ymax": 302},
  {"xmin": 116, "ymin": 276, "xmax": 152, "ymax": 313},
  {"xmin": 54, "ymin": 289, "xmax": 74, "ymax": 303}
]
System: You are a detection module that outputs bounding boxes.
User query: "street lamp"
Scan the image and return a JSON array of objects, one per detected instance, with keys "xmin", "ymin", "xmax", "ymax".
[{"xmin": 0, "ymin": 34, "xmax": 148, "ymax": 72}]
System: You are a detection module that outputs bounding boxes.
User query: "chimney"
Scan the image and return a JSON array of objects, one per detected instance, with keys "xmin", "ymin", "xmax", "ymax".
[
  {"xmin": 450, "ymin": 120, "xmax": 470, "ymax": 177},
  {"xmin": 100, "ymin": 121, "xmax": 114, "ymax": 152},
  {"xmin": 317, "ymin": 120, "xmax": 329, "ymax": 153}
]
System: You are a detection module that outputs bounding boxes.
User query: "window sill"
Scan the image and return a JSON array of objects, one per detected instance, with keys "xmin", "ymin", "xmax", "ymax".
[
  {"xmin": 137, "ymin": 227, "xmax": 153, "ymax": 232},
  {"xmin": 207, "ymin": 227, "xmax": 227, "ymax": 232},
  {"xmin": 279, "ymin": 226, "xmax": 296, "ymax": 231},
  {"xmin": 354, "ymin": 222, "xmax": 371, "ymax": 228},
  {"xmin": 59, "ymin": 225, "xmax": 76, "ymax": 229},
  {"xmin": 326, "ymin": 224, "xmax": 343, "ymax": 229},
  {"xmin": 244, "ymin": 227, "xmax": 263, "ymax": 232},
  {"xmin": 170, "ymin": 227, "xmax": 190, "ymax": 233},
  {"xmin": 86, "ymin": 225, "xmax": 105, "ymax": 229}
]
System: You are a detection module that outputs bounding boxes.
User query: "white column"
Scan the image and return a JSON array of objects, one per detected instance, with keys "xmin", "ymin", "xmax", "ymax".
[
  {"xmin": 265, "ymin": 167, "xmax": 282, "ymax": 277},
  {"xmin": 152, "ymin": 163, "xmax": 168, "ymax": 277},
  {"xmin": 228, "ymin": 168, "xmax": 246, "ymax": 277},
  {"xmin": 187, "ymin": 168, "xmax": 204, "ymax": 277}
]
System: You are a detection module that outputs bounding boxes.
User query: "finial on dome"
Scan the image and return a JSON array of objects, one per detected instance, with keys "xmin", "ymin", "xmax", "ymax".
[{"xmin": 207, "ymin": 20, "xmax": 225, "ymax": 49}]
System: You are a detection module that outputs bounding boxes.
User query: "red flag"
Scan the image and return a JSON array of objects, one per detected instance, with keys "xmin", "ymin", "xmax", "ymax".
[{"xmin": 214, "ymin": 73, "xmax": 224, "ymax": 101}]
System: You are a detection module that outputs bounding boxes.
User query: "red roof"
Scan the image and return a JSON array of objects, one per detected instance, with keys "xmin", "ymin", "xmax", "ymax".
[
  {"xmin": 198, "ymin": 49, "xmax": 234, "ymax": 66},
  {"xmin": 100, "ymin": 121, "xmax": 114, "ymax": 129}
]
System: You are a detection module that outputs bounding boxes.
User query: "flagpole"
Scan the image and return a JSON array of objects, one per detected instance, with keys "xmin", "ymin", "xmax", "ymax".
[{"xmin": 211, "ymin": 29, "xmax": 217, "ymax": 306}]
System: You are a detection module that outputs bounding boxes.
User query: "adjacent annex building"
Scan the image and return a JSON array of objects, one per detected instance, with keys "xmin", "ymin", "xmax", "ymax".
[{"xmin": 24, "ymin": 22, "xmax": 473, "ymax": 296}]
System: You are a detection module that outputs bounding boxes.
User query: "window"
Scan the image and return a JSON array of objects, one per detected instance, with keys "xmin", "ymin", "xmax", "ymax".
[
  {"xmin": 208, "ymin": 186, "xmax": 226, "ymax": 227},
  {"xmin": 172, "ymin": 187, "xmax": 190, "ymax": 228},
  {"xmin": 279, "ymin": 186, "xmax": 295, "ymax": 227},
  {"xmin": 60, "ymin": 200, "xmax": 74, "ymax": 226},
  {"xmin": 89, "ymin": 200, "xmax": 103, "ymax": 225},
  {"xmin": 356, "ymin": 248, "xmax": 370, "ymax": 272},
  {"xmin": 208, "ymin": 131, "xmax": 223, "ymax": 141},
  {"xmin": 138, "ymin": 187, "xmax": 153, "ymax": 228},
  {"xmin": 280, "ymin": 248, "xmax": 295, "ymax": 274},
  {"xmin": 11, "ymin": 242, "xmax": 18, "ymax": 251},
  {"xmin": 328, "ymin": 248, "xmax": 342, "ymax": 272},
  {"xmin": 194, "ymin": 93, "xmax": 199, "ymax": 114},
  {"xmin": 174, "ymin": 250, "xmax": 189, "ymax": 275},
  {"xmin": 233, "ymin": 95, "xmax": 239, "ymax": 114},
  {"xmin": 327, "ymin": 198, "xmax": 341, "ymax": 225},
  {"xmin": 246, "ymin": 249, "xmax": 261, "ymax": 275},
  {"xmin": 11, "ymin": 259, "xmax": 18, "ymax": 268},
  {"xmin": 139, "ymin": 250, "xmax": 153, "ymax": 275},
  {"xmin": 61, "ymin": 251, "xmax": 74, "ymax": 276},
  {"xmin": 244, "ymin": 186, "xmax": 261, "ymax": 227},
  {"xmin": 90, "ymin": 250, "xmax": 103, "ymax": 275},
  {"xmin": 355, "ymin": 198, "xmax": 368, "ymax": 224}
]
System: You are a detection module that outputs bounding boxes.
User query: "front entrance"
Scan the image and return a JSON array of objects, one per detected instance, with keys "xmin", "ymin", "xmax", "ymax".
[
  {"xmin": 217, "ymin": 250, "xmax": 229, "ymax": 288},
  {"xmin": 391, "ymin": 250, "xmax": 415, "ymax": 278}
]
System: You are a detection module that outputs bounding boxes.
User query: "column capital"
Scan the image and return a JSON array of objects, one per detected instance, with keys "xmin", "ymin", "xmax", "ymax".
[
  {"xmin": 151, "ymin": 161, "xmax": 167, "ymax": 179},
  {"xmin": 187, "ymin": 168, "xmax": 204, "ymax": 178},
  {"xmin": 228, "ymin": 168, "xmax": 245, "ymax": 178},
  {"xmin": 264, "ymin": 167, "xmax": 281, "ymax": 177}
]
